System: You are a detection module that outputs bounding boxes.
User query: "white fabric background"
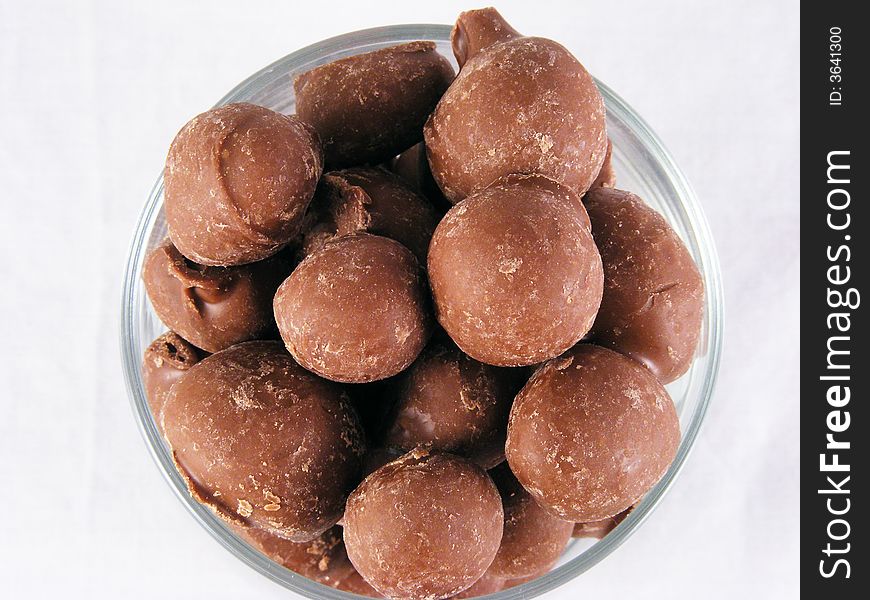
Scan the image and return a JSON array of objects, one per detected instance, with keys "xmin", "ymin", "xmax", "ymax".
[{"xmin": 0, "ymin": 0, "xmax": 799, "ymax": 597}]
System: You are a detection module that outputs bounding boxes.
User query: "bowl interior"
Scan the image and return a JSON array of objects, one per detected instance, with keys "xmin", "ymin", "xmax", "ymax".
[{"xmin": 121, "ymin": 24, "xmax": 723, "ymax": 600}]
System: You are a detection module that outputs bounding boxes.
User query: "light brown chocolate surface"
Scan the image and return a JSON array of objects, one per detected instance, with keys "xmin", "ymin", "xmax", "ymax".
[
  {"xmin": 274, "ymin": 233, "xmax": 432, "ymax": 383},
  {"xmin": 295, "ymin": 42, "xmax": 454, "ymax": 168},
  {"xmin": 506, "ymin": 344, "xmax": 680, "ymax": 522},
  {"xmin": 428, "ymin": 174, "xmax": 602, "ymax": 367},
  {"xmin": 162, "ymin": 341, "xmax": 365, "ymax": 541},
  {"xmin": 164, "ymin": 103, "xmax": 322, "ymax": 266},
  {"xmin": 343, "ymin": 449, "xmax": 504, "ymax": 600},
  {"xmin": 586, "ymin": 188, "xmax": 704, "ymax": 383}
]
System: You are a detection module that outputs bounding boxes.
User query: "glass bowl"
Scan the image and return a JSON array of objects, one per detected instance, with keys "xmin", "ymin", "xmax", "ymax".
[{"xmin": 120, "ymin": 24, "xmax": 724, "ymax": 600}]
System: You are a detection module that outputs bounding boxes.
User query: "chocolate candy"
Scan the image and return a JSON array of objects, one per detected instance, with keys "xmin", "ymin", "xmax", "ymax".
[
  {"xmin": 143, "ymin": 240, "xmax": 289, "ymax": 353},
  {"xmin": 506, "ymin": 344, "xmax": 680, "ymax": 522},
  {"xmin": 572, "ymin": 506, "xmax": 634, "ymax": 539},
  {"xmin": 294, "ymin": 42, "xmax": 454, "ymax": 167},
  {"xmin": 235, "ymin": 524, "xmax": 354, "ymax": 585},
  {"xmin": 162, "ymin": 341, "xmax": 365, "ymax": 541},
  {"xmin": 390, "ymin": 142, "xmax": 452, "ymax": 214},
  {"xmin": 343, "ymin": 448, "xmax": 504, "ymax": 600},
  {"xmin": 487, "ymin": 463, "xmax": 573, "ymax": 579},
  {"xmin": 590, "ymin": 139, "xmax": 616, "ymax": 189},
  {"xmin": 164, "ymin": 103, "xmax": 322, "ymax": 266},
  {"xmin": 301, "ymin": 167, "xmax": 439, "ymax": 264},
  {"xmin": 424, "ymin": 8, "xmax": 606, "ymax": 203},
  {"xmin": 141, "ymin": 331, "xmax": 203, "ymax": 424},
  {"xmin": 384, "ymin": 340, "xmax": 519, "ymax": 468},
  {"xmin": 586, "ymin": 188, "xmax": 704, "ymax": 383},
  {"xmin": 274, "ymin": 233, "xmax": 432, "ymax": 383},
  {"xmin": 428, "ymin": 174, "xmax": 602, "ymax": 367}
]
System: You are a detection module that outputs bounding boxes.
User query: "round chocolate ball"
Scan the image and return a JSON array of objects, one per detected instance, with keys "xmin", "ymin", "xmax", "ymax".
[
  {"xmin": 343, "ymin": 448, "xmax": 504, "ymax": 600},
  {"xmin": 384, "ymin": 340, "xmax": 520, "ymax": 468},
  {"xmin": 427, "ymin": 174, "xmax": 602, "ymax": 367},
  {"xmin": 143, "ymin": 240, "xmax": 289, "ymax": 353},
  {"xmin": 235, "ymin": 524, "xmax": 354, "ymax": 585},
  {"xmin": 162, "ymin": 341, "xmax": 365, "ymax": 541},
  {"xmin": 505, "ymin": 344, "xmax": 680, "ymax": 522},
  {"xmin": 302, "ymin": 167, "xmax": 439, "ymax": 264},
  {"xmin": 487, "ymin": 463, "xmax": 573, "ymax": 579},
  {"xmin": 274, "ymin": 233, "xmax": 432, "ymax": 383},
  {"xmin": 424, "ymin": 9, "xmax": 606, "ymax": 203},
  {"xmin": 164, "ymin": 103, "xmax": 323, "ymax": 266},
  {"xmin": 294, "ymin": 42, "xmax": 454, "ymax": 168},
  {"xmin": 585, "ymin": 188, "xmax": 704, "ymax": 383}
]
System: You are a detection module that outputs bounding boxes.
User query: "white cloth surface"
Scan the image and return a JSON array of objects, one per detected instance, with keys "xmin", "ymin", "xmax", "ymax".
[{"xmin": 0, "ymin": 0, "xmax": 799, "ymax": 597}]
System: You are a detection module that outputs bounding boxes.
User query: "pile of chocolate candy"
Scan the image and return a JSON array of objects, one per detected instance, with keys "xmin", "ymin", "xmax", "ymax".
[{"xmin": 141, "ymin": 8, "xmax": 703, "ymax": 599}]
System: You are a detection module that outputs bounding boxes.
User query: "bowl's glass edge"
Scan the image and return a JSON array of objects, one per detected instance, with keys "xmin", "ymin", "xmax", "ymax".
[{"xmin": 120, "ymin": 23, "xmax": 724, "ymax": 600}]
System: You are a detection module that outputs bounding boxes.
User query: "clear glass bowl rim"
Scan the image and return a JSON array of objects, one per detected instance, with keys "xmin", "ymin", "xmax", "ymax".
[{"xmin": 120, "ymin": 23, "xmax": 724, "ymax": 600}]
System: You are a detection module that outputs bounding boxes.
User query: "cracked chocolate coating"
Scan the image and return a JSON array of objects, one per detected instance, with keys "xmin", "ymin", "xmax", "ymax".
[
  {"xmin": 301, "ymin": 167, "xmax": 439, "ymax": 264},
  {"xmin": 343, "ymin": 449, "xmax": 504, "ymax": 600},
  {"xmin": 274, "ymin": 233, "xmax": 432, "ymax": 383},
  {"xmin": 487, "ymin": 463, "xmax": 573, "ymax": 579},
  {"xmin": 506, "ymin": 344, "xmax": 680, "ymax": 522},
  {"xmin": 164, "ymin": 103, "xmax": 322, "ymax": 266},
  {"xmin": 427, "ymin": 174, "xmax": 602, "ymax": 367},
  {"xmin": 294, "ymin": 42, "xmax": 454, "ymax": 168},
  {"xmin": 384, "ymin": 340, "xmax": 521, "ymax": 468},
  {"xmin": 162, "ymin": 341, "xmax": 365, "ymax": 542},
  {"xmin": 424, "ymin": 9, "xmax": 606, "ymax": 203},
  {"xmin": 143, "ymin": 240, "xmax": 289, "ymax": 353},
  {"xmin": 585, "ymin": 188, "xmax": 704, "ymax": 383}
]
